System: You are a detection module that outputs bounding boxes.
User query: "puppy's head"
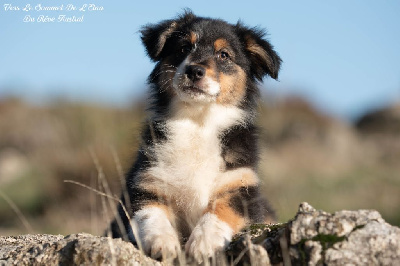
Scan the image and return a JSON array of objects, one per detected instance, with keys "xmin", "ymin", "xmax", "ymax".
[{"xmin": 141, "ymin": 11, "xmax": 281, "ymax": 106}]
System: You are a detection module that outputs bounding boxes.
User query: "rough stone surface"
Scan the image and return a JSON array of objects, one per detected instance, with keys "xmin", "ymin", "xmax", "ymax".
[
  {"xmin": 286, "ymin": 202, "xmax": 400, "ymax": 265},
  {"xmin": 1, "ymin": 203, "xmax": 399, "ymax": 265},
  {"xmin": 325, "ymin": 220, "xmax": 400, "ymax": 265},
  {"xmin": 0, "ymin": 233, "xmax": 161, "ymax": 266},
  {"xmin": 229, "ymin": 202, "xmax": 400, "ymax": 265}
]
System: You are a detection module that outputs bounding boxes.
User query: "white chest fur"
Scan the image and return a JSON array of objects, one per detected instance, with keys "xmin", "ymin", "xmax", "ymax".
[{"xmin": 147, "ymin": 103, "xmax": 246, "ymax": 214}]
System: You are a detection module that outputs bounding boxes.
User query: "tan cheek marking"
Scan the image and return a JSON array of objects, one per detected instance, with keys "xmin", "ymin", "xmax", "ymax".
[
  {"xmin": 206, "ymin": 197, "xmax": 246, "ymax": 233},
  {"xmin": 216, "ymin": 67, "xmax": 247, "ymax": 105},
  {"xmin": 214, "ymin": 38, "xmax": 229, "ymax": 51}
]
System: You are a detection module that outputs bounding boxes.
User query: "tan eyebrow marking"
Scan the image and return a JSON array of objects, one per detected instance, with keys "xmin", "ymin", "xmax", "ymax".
[{"xmin": 214, "ymin": 38, "xmax": 229, "ymax": 51}]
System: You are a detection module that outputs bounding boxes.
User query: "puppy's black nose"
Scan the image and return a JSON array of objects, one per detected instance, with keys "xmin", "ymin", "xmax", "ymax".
[{"xmin": 185, "ymin": 65, "xmax": 205, "ymax": 81}]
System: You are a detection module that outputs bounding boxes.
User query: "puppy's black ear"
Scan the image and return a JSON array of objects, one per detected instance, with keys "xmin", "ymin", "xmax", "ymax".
[
  {"xmin": 236, "ymin": 23, "xmax": 282, "ymax": 80},
  {"xmin": 141, "ymin": 11, "xmax": 196, "ymax": 61}
]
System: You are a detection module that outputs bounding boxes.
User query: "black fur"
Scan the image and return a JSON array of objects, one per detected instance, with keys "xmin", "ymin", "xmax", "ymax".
[
  {"xmin": 221, "ymin": 124, "xmax": 259, "ymax": 170},
  {"xmin": 230, "ymin": 186, "xmax": 275, "ymax": 222}
]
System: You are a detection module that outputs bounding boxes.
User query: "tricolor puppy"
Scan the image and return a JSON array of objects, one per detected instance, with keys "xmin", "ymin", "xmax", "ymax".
[{"xmin": 109, "ymin": 11, "xmax": 281, "ymax": 263}]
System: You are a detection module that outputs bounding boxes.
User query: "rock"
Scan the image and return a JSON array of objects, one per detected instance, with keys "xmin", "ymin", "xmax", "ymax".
[
  {"xmin": 1, "ymin": 203, "xmax": 399, "ymax": 265},
  {"xmin": 0, "ymin": 233, "xmax": 161, "ymax": 266},
  {"xmin": 228, "ymin": 202, "xmax": 400, "ymax": 265},
  {"xmin": 325, "ymin": 219, "xmax": 400, "ymax": 265},
  {"xmin": 285, "ymin": 202, "xmax": 400, "ymax": 265}
]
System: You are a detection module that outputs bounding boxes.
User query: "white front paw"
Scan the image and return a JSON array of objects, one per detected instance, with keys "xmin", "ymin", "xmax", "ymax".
[
  {"xmin": 185, "ymin": 213, "xmax": 233, "ymax": 263},
  {"xmin": 143, "ymin": 231, "xmax": 181, "ymax": 260},
  {"xmin": 134, "ymin": 206, "xmax": 181, "ymax": 260}
]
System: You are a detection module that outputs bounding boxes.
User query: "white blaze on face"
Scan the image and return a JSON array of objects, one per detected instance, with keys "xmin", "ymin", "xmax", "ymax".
[{"xmin": 172, "ymin": 57, "xmax": 220, "ymax": 102}]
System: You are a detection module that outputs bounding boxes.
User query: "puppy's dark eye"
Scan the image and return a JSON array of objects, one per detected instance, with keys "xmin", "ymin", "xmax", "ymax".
[
  {"xmin": 219, "ymin": 51, "xmax": 230, "ymax": 60},
  {"xmin": 181, "ymin": 45, "xmax": 192, "ymax": 54}
]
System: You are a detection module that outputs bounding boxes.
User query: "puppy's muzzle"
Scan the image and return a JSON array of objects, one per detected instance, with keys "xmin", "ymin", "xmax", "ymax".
[{"xmin": 185, "ymin": 65, "xmax": 205, "ymax": 82}]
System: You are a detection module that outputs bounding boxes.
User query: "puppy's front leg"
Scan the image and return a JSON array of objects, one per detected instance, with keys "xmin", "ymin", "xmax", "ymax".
[
  {"xmin": 185, "ymin": 193, "xmax": 244, "ymax": 263},
  {"xmin": 185, "ymin": 169, "xmax": 272, "ymax": 263},
  {"xmin": 135, "ymin": 204, "xmax": 181, "ymax": 260}
]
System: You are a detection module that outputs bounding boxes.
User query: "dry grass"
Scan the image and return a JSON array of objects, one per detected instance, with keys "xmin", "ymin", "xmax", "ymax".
[{"xmin": 0, "ymin": 96, "xmax": 399, "ymax": 238}]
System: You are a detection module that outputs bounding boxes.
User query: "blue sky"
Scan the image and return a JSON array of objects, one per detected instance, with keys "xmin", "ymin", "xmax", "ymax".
[{"xmin": 0, "ymin": 0, "xmax": 399, "ymax": 119}]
